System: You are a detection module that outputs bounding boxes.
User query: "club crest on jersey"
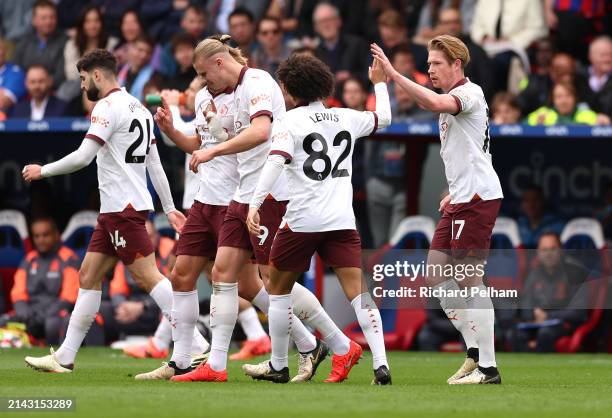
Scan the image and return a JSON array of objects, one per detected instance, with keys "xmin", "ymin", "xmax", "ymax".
[
  {"xmin": 440, "ymin": 122, "xmax": 448, "ymax": 141},
  {"xmin": 218, "ymin": 104, "xmax": 228, "ymax": 115}
]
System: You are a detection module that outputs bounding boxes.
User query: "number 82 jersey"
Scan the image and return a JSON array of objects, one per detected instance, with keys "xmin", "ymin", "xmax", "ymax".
[
  {"xmin": 84, "ymin": 88, "xmax": 155, "ymax": 214},
  {"xmin": 269, "ymin": 101, "xmax": 378, "ymax": 232}
]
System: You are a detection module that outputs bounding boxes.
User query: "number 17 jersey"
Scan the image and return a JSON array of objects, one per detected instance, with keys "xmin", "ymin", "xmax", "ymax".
[
  {"xmin": 269, "ymin": 101, "xmax": 378, "ymax": 232},
  {"xmin": 84, "ymin": 88, "xmax": 155, "ymax": 214}
]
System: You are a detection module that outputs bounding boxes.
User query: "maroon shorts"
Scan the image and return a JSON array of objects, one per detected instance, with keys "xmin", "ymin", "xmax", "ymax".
[
  {"xmin": 270, "ymin": 228, "xmax": 362, "ymax": 272},
  {"xmin": 430, "ymin": 197, "xmax": 501, "ymax": 259},
  {"xmin": 175, "ymin": 201, "xmax": 227, "ymax": 259},
  {"xmin": 87, "ymin": 207, "xmax": 154, "ymax": 265},
  {"xmin": 218, "ymin": 199, "xmax": 287, "ymax": 265}
]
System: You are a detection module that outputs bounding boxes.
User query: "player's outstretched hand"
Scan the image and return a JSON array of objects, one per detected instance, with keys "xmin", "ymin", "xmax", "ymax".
[
  {"xmin": 167, "ymin": 210, "xmax": 186, "ymax": 233},
  {"xmin": 22, "ymin": 164, "xmax": 42, "ymax": 182},
  {"xmin": 189, "ymin": 149, "xmax": 214, "ymax": 173},
  {"xmin": 246, "ymin": 207, "xmax": 260, "ymax": 236},
  {"xmin": 369, "ymin": 58, "xmax": 386, "ymax": 84},
  {"xmin": 153, "ymin": 96, "xmax": 173, "ymax": 133},
  {"xmin": 439, "ymin": 194, "xmax": 451, "ymax": 213},
  {"xmin": 370, "ymin": 43, "xmax": 396, "ymax": 78}
]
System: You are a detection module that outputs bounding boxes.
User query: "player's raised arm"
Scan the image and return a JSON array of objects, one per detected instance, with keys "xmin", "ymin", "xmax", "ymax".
[
  {"xmin": 155, "ymin": 94, "xmax": 201, "ymax": 153},
  {"xmin": 370, "ymin": 43, "xmax": 460, "ymax": 115},
  {"xmin": 368, "ymin": 59, "xmax": 392, "ymax": 129}
]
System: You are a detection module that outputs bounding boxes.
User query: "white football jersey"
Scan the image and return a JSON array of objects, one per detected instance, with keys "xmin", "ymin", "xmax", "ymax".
[
  {"xmin": 85, "ymin": 88, "xmax": 155, "ymax": 213},
  {"xmin": 233, "ymin": 67, "xmax": 289, "ymax": 203},
  {"xmin": 193, "ymin": 87, "xmax": 239, "ymax": 206},
  {"xmin": 270, "ymin": 101, "xmax": 379, "ymax": 232},
  {"xmin": 439, "ymin": 78, "xmax": 503, "ymax": 204}
]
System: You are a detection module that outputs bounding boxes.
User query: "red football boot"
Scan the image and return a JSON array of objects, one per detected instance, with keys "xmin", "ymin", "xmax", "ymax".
[
  {"xmin": 229, "ymin": 335, "xmax": 271, "ymax": 360},
  {"xmin": 323, "ymin": 340, "xmax": 363, "ymax": 383},
  {"xmin": 170, "ymin": 362, "xmax": 227, "ymax": 382}
]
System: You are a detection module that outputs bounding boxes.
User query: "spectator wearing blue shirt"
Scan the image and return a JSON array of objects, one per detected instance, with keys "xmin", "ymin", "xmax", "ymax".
[
  {"xmin": 517, "ymin": 186, "xmax": 565, "ymax": 249},
  {"xmin": 0, "ymin": 38, "xmax": 26, "ymax": 115}
]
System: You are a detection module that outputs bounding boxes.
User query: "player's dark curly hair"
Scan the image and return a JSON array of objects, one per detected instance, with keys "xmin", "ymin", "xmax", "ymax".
[
  {"xmin": 276, "ymin": 54, "xmax": 334, "ymax": 103},
  {"xmin": 76, "ymin": 49, "xmax": 118, "ymax": 76}
]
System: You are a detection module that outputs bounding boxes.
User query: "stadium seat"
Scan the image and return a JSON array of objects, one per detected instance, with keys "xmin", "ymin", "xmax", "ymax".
[
  {"xmin": 487, "ymin": 216, "xmax": 527, "ymax": 291},
  {"xmin": 344, "ymin": 216, "xmax": 434, "ymax": 351},
  {"xmin": 61, "ymin": 210, "xmax": 99, "ymax": 262},
  {"xmin": 0, "ymin": 210, "xmax": 30, "ymax": 311},
  {"xmin": 153, "ymin": 213, "xmax": 174, "ymax": 239},
  {"xmin": 554, "ymin": 218, "xmax": 609, "ymax": 353}
]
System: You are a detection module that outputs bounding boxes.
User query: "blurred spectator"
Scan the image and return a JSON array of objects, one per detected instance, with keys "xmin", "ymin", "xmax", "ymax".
[
  {"xmin": 341, "ymin": 77, "xmax": 373, "ymax": 246},
  {"xmin": 435, "ymin": 7, "xmax": 495, "ymax": 100},
  {"xmin": 580, "ymin": 36, "xmax": 612, "ymax": 116},
  {"xmin": 117, "ymin": 36, "xmax": 155, "ymax": 101},
  {"xmin": 266, "ymin": 0, "xmax": 318, "ymax": 40},
  {"xmin": 413, "ymin": 0, "xmax": 477, "ymax": 45},
  {"xmin": 9, "ymin": 65, "xmax": 68, "ymax": 120},
  {"xmin": 87, "ymin": 0, "xmax": 142, "ymax": 38},
  {"xmin": 313, "ymin": 2, "xmax": 369, "ymax": 87},
  {"xmin": 154, "ymin": 33, "xmax": 197, "ymax": 92},
  {"xmin": 0, "ymin": 0, "xmax": 36, "ymax": 42},
  {"xmin": 158, "ymin": 5, "xmax": 208, "ymax": 78},
  {"xmin": 59, "ymin": 6, "xmax": 119, "ymax": 101},
  {"xmin": 527, "ymin": 81, "xmax": 609, "ymax": 126},
  {"xmin": 63, "ymin": 6, "xmax": 119, "ymax": 82},
  {"xmin": 470, "ymin": 0, "xmax": 547, "ymax": 92},
  {"xmin": 113, "ymin": 10, "xmax": 161, "ymax": 69},
  {"xmin": 491, "ymin": 92, "xmax": 521, "ymax": 124},
  {"xmin": 386, "ymin": 45, "xmax": 431, "ymax": 117},
  {"xmin": 66, "ymin": 90, "xmax": 96, "ymax": 118},
  {"xmin": 0, "ymin": 38, "xmax": 26, "ymax": 117},
  {"xmin": 376, "ymin": 9, "xmax": 428, "ymax": 74},
  {"xmin": 98, "ymin": 221, "xmax": 174, "ymax": 343},
  {"xmin": 417, "ymin": 298, "xmax": 461, "ymax": 351},
  {"xmin": 518, "ymin": 52, "xmax": 593, "ymax": 116},
  {"xmin": 517, "ymin": 185, "xmax": 565, "ymax": 249},
  {"xmin": 544, "ymin": 0, "xmax": 610, "ymax": 64},
  {"xmin": 228, "ymin": 7, "xmax": 258, "ymax": 60},
  {"xmin": 0, "ymin": 217, "xmax": 79, "ymax": 345},
  {"xmin": 251, "ymin": 16, "xmax": 292, "ymax": 79},
  {"xmin": 12, "ymin": 0, "xmax": 68, "ymax": 88},
  {"xmin": 208, "ymin": 0, "xmax": 271, "ymax": 34},
  {"xmin": 511, "ymin": 232, "xmax": 588, "ymax": 352}
]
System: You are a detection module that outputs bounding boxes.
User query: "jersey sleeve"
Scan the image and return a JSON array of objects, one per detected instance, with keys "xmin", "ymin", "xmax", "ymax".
[
  {"xmin": 246, "ymin": 73, "xmax": 275, "ymax": 122},
  {"xmin": 350, "ymin": 109, "xmax": 378, "ymax": 139},
  {"xmin": 450, "ymin": 86, "xmax": 477, "ymax": 115},
  {"xmin": 85, "ymin": 99, "xmax": 116, "ymax": 145},
  {"xmin": 269, "ymin": 116, "xmax": 294, "ymax": 163}
]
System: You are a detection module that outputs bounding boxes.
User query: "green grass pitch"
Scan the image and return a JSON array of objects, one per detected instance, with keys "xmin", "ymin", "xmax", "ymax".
[{"xmin": 1, "ymin": 347, "xmax": 612, "ymax": 418}]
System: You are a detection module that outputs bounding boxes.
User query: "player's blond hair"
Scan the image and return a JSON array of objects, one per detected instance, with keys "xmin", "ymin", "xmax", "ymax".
[
  {"xmin": 428, "ymin": 35, "xmax": 470, "ymax": 69},
  {"xmin": 194, "ymin": 34, "xmax": 248, "ymax": 66}
]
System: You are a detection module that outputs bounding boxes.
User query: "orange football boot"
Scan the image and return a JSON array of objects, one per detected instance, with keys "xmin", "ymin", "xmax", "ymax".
[
  {"xmin": 323, "ymin": 340, "xmax": 363, "ymax": 383},
  {"xmin": 229, "ymin": 335, "xmax": 271, "ymax": 360},
  {"xmin": 123, "ymin": 338, "xmax": 168, "ymax": 359},
  {"xmin": 170, "ymin": 362, "xmax": 227, "ymax": 382}
]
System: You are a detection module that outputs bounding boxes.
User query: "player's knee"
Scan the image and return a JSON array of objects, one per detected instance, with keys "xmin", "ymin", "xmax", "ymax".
[
  {"xmin": 78, "ymin": 265, "xmax": 96, "ymax": 289},
  {"xmin": 170, "ymin": 265, "xmax": 197, "ymax": 291}
]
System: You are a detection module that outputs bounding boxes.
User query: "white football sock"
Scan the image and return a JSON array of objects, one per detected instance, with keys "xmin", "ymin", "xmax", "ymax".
[
  {"xmin": 268, "ymin": 294, "xmax": 292, "ymax": 371},
  {"xmin": 251, "ymin": 286, "xmax": 316, "ymax": 353},
  {"xmin": 291, "ymin": 283, "xmax": 349, "ymax": 355},
  {"xmin": 466, "ymin": 285, "xmax": 496, "ymax": 368},
  {"xmin": 208, "ymin": 282, "xmax": 238, "ymax": 371},
  {"xmin": 55, "ymin": 288, "xmax": 101, "ymax": 365},
  {"xmin": 149, "ymin": 278, "xmax": 176, "ymax": 340},
  {"xmin": 434, "ymin": 279, "xmax": 478, "ymax": 350},
  {"xmin": 351, "ymin": 293, "xmax": 388, "ymax": 369},
  {"xmin": 152, "ymin": 318, "xmax": 172, "ymax": 350},
  {"xmin": 170, "ymin": 290, "xmax": 199, "ymax": 369},
  {"xmin": 238, "ymin": 306, "xmax": 267, "ymax": 340}
]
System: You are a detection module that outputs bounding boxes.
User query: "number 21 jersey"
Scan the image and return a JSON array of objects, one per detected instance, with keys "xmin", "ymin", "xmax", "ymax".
[
  {"xmin": 269, "ymin": 101, "xmax": 378, "ymax": 232},
  {"xmin": 84, "ymin": 88, "xmax": 155, "ymax": 213}
]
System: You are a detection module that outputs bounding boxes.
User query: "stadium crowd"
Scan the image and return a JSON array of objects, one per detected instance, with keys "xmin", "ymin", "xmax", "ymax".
[{"xmin": 0, "ymin": 0, "xmax": 610, "ymax": 353}]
